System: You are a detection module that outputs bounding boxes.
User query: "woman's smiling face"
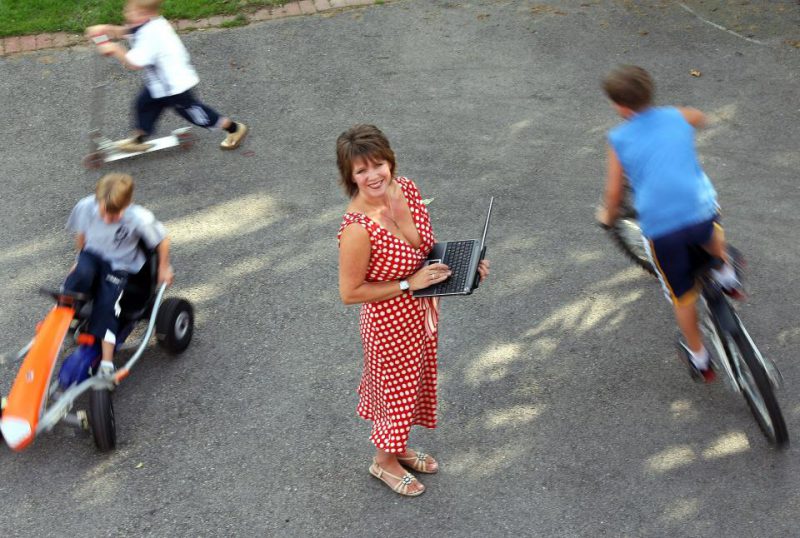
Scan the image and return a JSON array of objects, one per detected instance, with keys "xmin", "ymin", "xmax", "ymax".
[{"xmin": 351, "ymin": 155, "xmax": 392, "ymax": 200}]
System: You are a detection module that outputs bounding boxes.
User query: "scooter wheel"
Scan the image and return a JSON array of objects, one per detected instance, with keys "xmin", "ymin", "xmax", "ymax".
[
  {"xmin": 83, "ymin": 152, "xmax": 105, "ymax": 170},
  {"xmin": 156, "ymin": 298, "xmax": 194, "ymax": 354},
  {"xmin": 88, "ymin": 388, "xmax": 116, "ymax": 452},
  {"xmin": 177, "ymin": 132, "xmax": 196, "ymax": 150}
]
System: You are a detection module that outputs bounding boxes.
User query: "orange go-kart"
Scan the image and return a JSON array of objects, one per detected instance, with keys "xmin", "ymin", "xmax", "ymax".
[{"xmin": 0, "ymin": 248, "xmax": 193, "ymax": 452}]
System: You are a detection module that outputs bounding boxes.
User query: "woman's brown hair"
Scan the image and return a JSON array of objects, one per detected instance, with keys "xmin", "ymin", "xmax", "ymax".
[{"xmin": 336, "ymin": 124, "xmax": 396, "ymax": 198}]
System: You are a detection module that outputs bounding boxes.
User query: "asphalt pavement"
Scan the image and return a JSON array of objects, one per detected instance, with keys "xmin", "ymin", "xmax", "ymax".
[{"xmin": 0, "ymin": 1, "xmax": 798, "ymax": 536}]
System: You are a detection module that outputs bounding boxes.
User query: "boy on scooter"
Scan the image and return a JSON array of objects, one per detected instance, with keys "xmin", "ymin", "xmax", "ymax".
[
  {"xmin": 596, "ymin": 65, "xmax": 744, "ymax": 383},
  {"xmin": 85, "ymin": 0, "xmax": 248, "ymax": 152},
  {"xmin": 63, "ymin": 173, "xmax": 172, "ymax": 378}
]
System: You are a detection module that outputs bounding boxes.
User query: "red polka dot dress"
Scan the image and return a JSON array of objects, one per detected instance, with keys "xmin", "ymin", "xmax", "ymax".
[{"xmin": 337, "ymin": 177, "xmax": 439, "ymax": 453}]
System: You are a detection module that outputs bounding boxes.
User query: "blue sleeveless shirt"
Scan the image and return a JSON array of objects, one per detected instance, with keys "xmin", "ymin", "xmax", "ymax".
[{"xmin": 608, "ymin": 107, "xmax": 718, "ymax": 239}]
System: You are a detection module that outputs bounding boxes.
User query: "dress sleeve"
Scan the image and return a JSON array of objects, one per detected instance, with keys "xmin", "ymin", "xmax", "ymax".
[
  {"xmin": 398, "ymin": 177, "xmax": 424, "ymax": 207},
  {"xmin": 395, "ymin": 177, "xmax": 435, "ymax": 248},
  {"xmin": 337, "ymin": 213, "xmax": 376, "ymax": 246}
]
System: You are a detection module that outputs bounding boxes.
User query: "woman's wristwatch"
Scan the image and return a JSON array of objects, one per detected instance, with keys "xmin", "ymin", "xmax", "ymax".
[{"xmin": 399, "ymin": 279, "xmax": 410, "ymax": 291}]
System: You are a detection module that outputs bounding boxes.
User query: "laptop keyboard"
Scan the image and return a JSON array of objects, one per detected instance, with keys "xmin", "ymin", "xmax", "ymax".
[{"xmin": 434, "ymin": 240, "xmax": 475, "ymax": 294}]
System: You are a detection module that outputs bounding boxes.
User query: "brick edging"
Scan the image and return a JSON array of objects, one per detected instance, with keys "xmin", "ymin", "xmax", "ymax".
[{"xmin": 0, "ymin": 0, "xmax": 383, "ymax": 57}]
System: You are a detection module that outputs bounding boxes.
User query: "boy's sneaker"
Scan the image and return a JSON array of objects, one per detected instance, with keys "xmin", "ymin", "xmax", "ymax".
[
  {"xmin": 722, "ymin": 284, "xmax": 746, "ymax": 302},
  {"xmin": 715, "ymin": 248, "xmax": 747, "ymax": 301},
  {"xmin": 220, "ymin": 122, "xmax": 248, "ymax": 150},
  {"xmin": 677, "ymin": 342, "xmax": 716, "ymax": 384},
  {"xmin": 116, "ymin": 137, "xmax": 153, "ymax": 153}
]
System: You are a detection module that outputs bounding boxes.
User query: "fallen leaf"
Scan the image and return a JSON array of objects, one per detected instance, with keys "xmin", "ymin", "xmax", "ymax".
[
  {"xmin": 690, "ymin": 69, "xmax": 702, "ymax": 77},
  {"xmin": 135, "ymin": 462, "xmax": 144, "ymax": 469}
]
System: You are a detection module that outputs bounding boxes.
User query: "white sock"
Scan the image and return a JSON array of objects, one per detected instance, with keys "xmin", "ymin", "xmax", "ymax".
[
  {"xmin": 689, "ymin": 346, "xmax": 709, "ymax": 370},
  {"xmin": 711, "ymin": 263, "xmax": 738, "ymax": 288}
]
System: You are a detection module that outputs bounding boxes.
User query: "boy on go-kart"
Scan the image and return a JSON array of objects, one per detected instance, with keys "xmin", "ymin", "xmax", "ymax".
[{"xmin": 62, "ymin": 173, "xmax": 173, "ymax": 379}]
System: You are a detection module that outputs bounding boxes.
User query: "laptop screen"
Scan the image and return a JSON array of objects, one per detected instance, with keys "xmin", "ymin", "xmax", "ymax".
[{"xmin": 480, "ymin": 197, "xmax": 494, "ymax": 251}]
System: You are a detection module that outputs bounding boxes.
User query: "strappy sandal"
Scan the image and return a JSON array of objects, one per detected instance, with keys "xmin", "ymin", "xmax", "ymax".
[
  {"xmin": 398, "ymin": 450, "xmax": 438, "ymax": 474},
  {"xmin": 369, "ymin": 458, "xmax": 425, "ymax": 497}
]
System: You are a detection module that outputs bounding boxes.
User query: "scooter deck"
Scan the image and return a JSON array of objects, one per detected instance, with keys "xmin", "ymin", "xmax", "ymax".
[
  {"xmin": 0, "ymin": 306, "xmax": 74, "ymax": 451},
  {"xmin": 104, "ymin": 130, "xmax": 190, "ymax": 162},
  {"xmin": 83, "ymin": 128, "xmax": 194, "ymax": 168}
]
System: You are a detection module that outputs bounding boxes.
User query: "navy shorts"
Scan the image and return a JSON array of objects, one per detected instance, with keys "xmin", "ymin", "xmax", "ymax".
[
  {"xmin": 646, "ymin": 217, "xmax": 720, "ymax": 305},
  {"xmin": 63, "ymin": 251, "xmax": 129, "ymax": 345},
  {"xmin": 135, "ymin": 87, "xmax": 221, "ymax": 136}
]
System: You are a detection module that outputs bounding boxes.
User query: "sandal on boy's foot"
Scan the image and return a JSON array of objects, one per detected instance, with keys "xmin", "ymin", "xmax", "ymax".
[
  {"xmin": 220, "ymin": 122, "xmax": 248, "ymax": 150},
  {"xmin": 369, "ymin": 458, "xmax": 425, "ymax": 497},
  {"xmin": 398, "ymin": 450, "xmax": 438, "ymax": 474},
  {"xmin": 116, "ymin": 137, "xmax": 153, "ymax": 152}
]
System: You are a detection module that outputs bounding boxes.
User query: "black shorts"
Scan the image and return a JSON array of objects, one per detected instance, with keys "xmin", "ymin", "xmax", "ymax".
[
  {"xmin": 134, "ymin": 87, "xmax": 221, "ymax": 135},
  {"xmin": 646, "ymin": 216, "xmax": 720, "ymax": 305}
]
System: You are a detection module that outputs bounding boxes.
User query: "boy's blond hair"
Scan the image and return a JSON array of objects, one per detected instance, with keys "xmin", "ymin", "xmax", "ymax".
[
  {"xmin": 96, "ymin": 173, "xmax": 134, "ymax": 213},
  {"xmin": 129, "ymin": 0, "xmax": 163, "ymax": 12}
]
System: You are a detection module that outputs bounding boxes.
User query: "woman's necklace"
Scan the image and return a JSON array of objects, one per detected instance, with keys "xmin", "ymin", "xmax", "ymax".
[
  {"xmin": 384, "ymin": 198, "xmax": 400, "ymax": 229},
  {"xmin": 382, "ymin": 182, "xmax": 401, "ymax": 229}
]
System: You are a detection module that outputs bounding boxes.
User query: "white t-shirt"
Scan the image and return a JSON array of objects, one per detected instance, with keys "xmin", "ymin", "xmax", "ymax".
[
  {"xmin": 66, "ymin": 195, "xmax": 167, "ymax": 273},
  {"xmin": 126, "ymin": 17, "xmax": 199, "ymax": 98}
]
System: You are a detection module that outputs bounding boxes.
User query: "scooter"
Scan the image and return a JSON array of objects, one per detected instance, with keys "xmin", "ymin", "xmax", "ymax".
[{"xmin": 82, "ymin": 36, "xmax": 196, "ymax": 169}]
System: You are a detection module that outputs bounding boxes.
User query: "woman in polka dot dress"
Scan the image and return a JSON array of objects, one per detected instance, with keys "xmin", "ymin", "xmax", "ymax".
[{"xmin": 337, "ymin": 125, "xmax": 489, "ymax": 496}]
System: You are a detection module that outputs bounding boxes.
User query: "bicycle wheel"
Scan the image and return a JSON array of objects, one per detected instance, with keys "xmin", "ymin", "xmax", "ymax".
[
  {"xmin": 606, "ymin": 187, "xmax": 656, "ymax": 276},
  {"xmin": 609, "ymin": 217, "xmax": 656, "ymax": 275},
  {"xmin": 727, "ymin": 331, "xmax": 789, "ymax": 447}
]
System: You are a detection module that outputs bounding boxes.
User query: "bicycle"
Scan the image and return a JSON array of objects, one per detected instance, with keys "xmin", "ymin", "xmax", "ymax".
[{"xmin": 603, "ymin": 190, "xmax": 789, "ymax": 447}]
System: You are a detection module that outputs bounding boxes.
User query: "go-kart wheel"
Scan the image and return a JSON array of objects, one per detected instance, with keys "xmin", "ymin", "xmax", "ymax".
[
  {"xmin": 88, "ymin": 388, "xmax": 116, "ymax": 452},
  {"xmin": 156, "ymin": 298, "xmax": 194, "ymax": 354},
  {"xmin": 82, "ymin": 152, "xmax": 105, "ymax": 170}
]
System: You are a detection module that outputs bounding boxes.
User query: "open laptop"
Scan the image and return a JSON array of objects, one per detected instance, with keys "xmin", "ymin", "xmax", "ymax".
[{"xmin": 414, "ymin": 197, "xmax": 494, "ymax": 298}]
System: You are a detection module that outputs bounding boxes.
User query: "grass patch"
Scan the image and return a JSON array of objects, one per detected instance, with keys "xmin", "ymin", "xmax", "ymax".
[
  {"xmin": 0, "ymin": 0, "xmax": 286, "ymax": 37},
  {"xmin": 219, "ymin": 14, "xmax": 248, "ymax": 28}
]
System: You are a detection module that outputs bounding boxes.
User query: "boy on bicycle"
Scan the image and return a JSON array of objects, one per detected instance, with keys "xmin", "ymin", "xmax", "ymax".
[
  {"xmin": 597, "ymin": 65, "xmax": 742, "ymax": 383},
  {"xmin": 85, "ymin": 0, "xmax": 248, "ymax": 152}
]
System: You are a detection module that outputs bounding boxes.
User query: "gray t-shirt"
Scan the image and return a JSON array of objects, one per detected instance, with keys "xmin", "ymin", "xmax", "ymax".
[{"xmin": 66, "ymin": 195, "xmax": 167, "ymax": 273}]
